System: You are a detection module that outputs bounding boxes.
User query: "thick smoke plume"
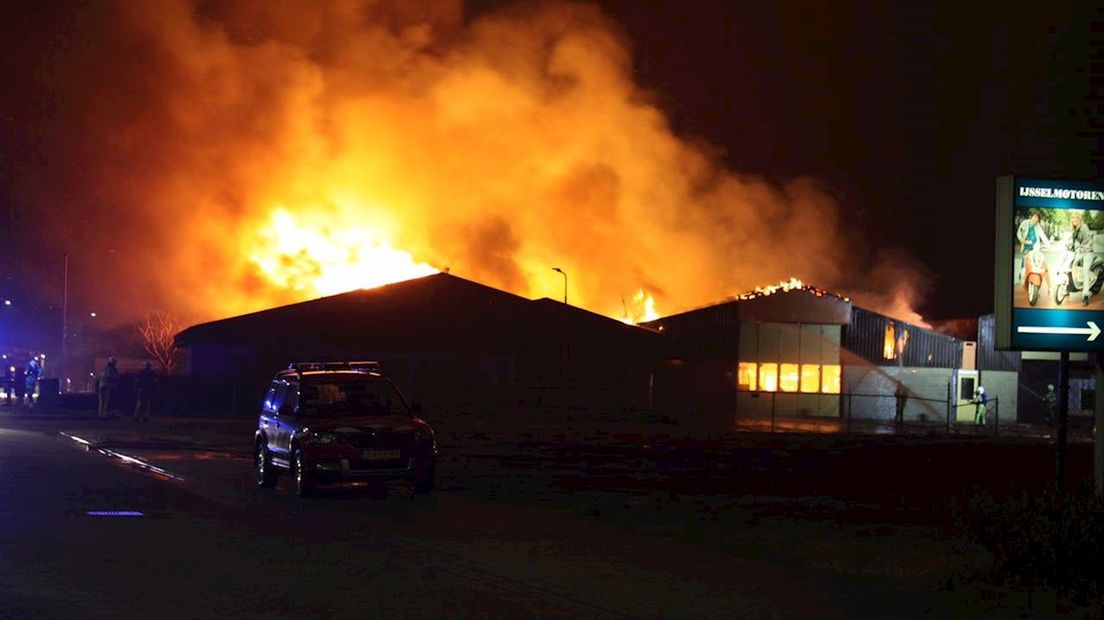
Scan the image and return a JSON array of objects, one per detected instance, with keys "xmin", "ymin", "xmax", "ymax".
[{"xmin": 6, "ymin": 0, "xmax": 926, "ymax": 325}]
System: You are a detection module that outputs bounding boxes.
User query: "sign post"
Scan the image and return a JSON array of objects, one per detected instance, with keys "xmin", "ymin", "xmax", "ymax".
[{"xmin": 995, "ymin": 176, "xmax": 1104, "ymax": 494}]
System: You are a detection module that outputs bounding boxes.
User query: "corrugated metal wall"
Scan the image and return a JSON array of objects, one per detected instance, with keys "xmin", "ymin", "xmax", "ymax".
[
  {"xmin": 843, "ymin": 307, "xmax": 962, "ymax": 368},
  {"xmin": 977, "ymin": 314, "xmax": 1021, "ymax": 371}
]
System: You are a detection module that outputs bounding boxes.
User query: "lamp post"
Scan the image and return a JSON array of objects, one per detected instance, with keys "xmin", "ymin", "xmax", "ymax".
[
  {"xmin": 552, "ymin": 267, "xmax": 567, "ymax": 305},
  {"xmin": 61, "ymin": 253, "xmax": 67, "ymax": 391}
]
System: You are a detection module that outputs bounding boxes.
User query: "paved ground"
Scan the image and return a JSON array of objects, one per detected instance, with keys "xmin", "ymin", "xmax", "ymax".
[{"xmin": 0, "ymin": 404, "xmax": 1095, "ymax": 617}]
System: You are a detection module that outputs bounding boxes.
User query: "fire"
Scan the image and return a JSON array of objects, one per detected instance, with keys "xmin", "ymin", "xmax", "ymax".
[
  {"xmin": 248, "ymin": 207, "xmax": 438, "ymax": 297},
  {"xmin": 622, "ymin": 289, "xmax": 660, "ymax": 325},
  {"xmin": 737, "ymin": 278, "xmax": 850, "ymax": 302},
  {"xmin": 18, "ymin": 2, "xmax": 930, "ymax": 328},
  {"xmin": 883, "ymin": 323, "xmax": 910, "ymax": 360}
]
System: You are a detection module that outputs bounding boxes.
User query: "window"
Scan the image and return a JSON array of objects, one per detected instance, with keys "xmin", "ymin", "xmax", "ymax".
[
  {"xmin": 759, "ymin": 363, "xmax": 778, "ymax": 392},
  {"xmin": 960, "ymin": 377, "xmax": 975, "ymax": 401},
  {"xmin": 737, "ymin": 363, "xmax": 757, "ymax": 391},
  {"xmin": 821, "ymin": 365, "xmax": 841, "ymax": 394},
  {"xmin": 779, "ymin": 363, "xmax": 799, "ymax": 392},
  {"xmin": 883, "ymin": 324, "xmax": 896, "ymax": 360},
  {"xmin": 800, "ymin": 364, "xmax": 820, "ymax": 393}
]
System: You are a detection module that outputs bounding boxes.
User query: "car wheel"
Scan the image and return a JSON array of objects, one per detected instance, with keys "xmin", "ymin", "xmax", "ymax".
[
  {"xmin": 255, "ymin": 441, "xmax": 277, "ymax": 488},
  {"xmin": 292, "ymin": 449, "xmax": 314, "ymax": 497},
  {"xmin": 414, "ymin": 462, "xmax": 437, "ymax": 494}
]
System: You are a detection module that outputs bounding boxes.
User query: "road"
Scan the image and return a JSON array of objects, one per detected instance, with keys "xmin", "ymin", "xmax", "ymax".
[{"xmin": 0, "ymin": 413, "xmax": 1048, "ymax": 618}]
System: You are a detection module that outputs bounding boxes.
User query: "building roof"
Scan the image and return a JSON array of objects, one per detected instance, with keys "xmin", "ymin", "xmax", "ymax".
[
  {"xmin": 641, "ymin": 285, "xmax": 853, "ymax": 332},
  {"xmin": 175, "ymin": 273, "xmax": 661, "ymax": 352}
]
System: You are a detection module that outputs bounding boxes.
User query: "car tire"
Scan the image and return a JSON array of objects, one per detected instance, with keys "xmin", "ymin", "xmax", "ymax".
[
  {"xmin": 414, "ymin": 462, "xmax": 437, "ymax": 494},
  {"xmin": 255, "ymin": 441, "xmax": 277, "ymax": 488},
  {"xmin": 292, "ymin": 448, "xmax": 314, "ymax": 497}
]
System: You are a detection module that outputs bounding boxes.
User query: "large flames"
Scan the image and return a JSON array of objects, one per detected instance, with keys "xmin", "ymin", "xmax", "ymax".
[
  {"xmin": 249, "ymin": 207, "xmax": 438, "ymax": 297},
  {"xmin": 15, "ymin": 1, "xmax": 930, "ymax": 329}
]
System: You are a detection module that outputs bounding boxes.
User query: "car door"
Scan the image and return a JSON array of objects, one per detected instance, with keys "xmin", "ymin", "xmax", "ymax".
[
  {"xmin": 268, "ymin": 381, "xmax": 289, "ymax": 459},
  {"xmin": 260, "ymin": 381, "xmax": 280, "ymax": 452},
  {"xmin": 276, "ymin": 381, "xmax": 300, "ymax": 456}
]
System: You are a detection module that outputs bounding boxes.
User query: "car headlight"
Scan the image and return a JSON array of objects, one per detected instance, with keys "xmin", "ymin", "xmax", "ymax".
[{"xmin": 303, "ymin": 431, "xmax": 337, "ymax": 445}]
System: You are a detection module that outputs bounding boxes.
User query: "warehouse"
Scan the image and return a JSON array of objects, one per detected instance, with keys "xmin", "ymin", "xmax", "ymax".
[
  {"xmin": 643, "ymin": 282, "xmax": 1019, "ymax": 429},
  {"xmin": 175, "ymin": 273, "xmax": 663, "ymax": 415}
]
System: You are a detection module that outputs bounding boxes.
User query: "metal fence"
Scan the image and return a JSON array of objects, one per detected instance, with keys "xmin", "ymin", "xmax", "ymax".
[{"xmin": 728, "ymin": 391, "xmax": 1064, "ymax": 439}]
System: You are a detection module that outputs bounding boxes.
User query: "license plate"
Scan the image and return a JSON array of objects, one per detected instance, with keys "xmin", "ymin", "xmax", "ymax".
[{"xmin": 363, "ymin": 449, "xmax": 401, "ymax": 461}]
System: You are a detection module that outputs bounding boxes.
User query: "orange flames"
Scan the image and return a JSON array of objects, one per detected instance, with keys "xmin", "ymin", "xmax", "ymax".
[
  {"xmin": 18, "ymin": 1, "xmax": 929, "ymax": 328},
  {"xmin": 249, "ymin": 207, "xmax": 438, "ymax": 297}
]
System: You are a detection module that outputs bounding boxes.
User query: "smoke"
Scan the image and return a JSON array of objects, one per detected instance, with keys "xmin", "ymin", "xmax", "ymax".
[{"xmin": 5, "ymin": 0, "xmax": 927, "ymax": 325}]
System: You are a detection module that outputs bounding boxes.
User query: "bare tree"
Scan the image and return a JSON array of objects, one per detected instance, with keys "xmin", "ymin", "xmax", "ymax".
[{"xmin": 137, "ymin": 311, "xmax": 184, "ymax": 374}]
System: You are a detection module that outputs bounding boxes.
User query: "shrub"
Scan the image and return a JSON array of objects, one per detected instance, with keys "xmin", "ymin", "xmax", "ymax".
[{"xmin": 957, "ymin": 486, "xmax": 1104, "ymax": 603}]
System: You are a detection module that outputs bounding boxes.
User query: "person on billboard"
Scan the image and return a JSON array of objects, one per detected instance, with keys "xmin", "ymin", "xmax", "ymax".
[
  {"xmin": 1067, "ymin": 211, "xmax": 1095, "ymax": 305},
  {"xmin": 1016, "ymin": 209, "xmax": 1051, "ymax": 286}
]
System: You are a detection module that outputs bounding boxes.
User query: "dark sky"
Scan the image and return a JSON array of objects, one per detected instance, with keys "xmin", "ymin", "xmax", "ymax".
[
  {"xmin": 0, "ymin": 0, "xmax": 1101, "ymax": 356},
  {"xmin": 544, "ymin": 0, "xmax": 1102, "ymax": 320}
]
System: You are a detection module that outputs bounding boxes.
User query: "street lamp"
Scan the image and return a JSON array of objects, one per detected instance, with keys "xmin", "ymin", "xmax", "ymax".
[{"xmin": 551, "ymin": 267, "xmax": 567, "ymax": 305}]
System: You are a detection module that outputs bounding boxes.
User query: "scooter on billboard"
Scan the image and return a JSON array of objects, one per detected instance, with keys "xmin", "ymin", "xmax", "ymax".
[
  {"xmin": 1054, "ymin": 244, "xmax": 1104, "ymax": 305},
  {"xmin": 1022, "ymin": 244, "xmax": 1050, "ymax": 306}
]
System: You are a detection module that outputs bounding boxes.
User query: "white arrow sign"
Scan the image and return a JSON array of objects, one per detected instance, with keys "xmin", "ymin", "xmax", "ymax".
[{"xmin": 1017, "ymin": 321, "xmax": 1102, "ymax": 342}]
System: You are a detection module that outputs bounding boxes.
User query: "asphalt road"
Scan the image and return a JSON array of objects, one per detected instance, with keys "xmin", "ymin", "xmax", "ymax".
[{"xmin": 0, "ymin": 414, "xmax": 1053, "ymax": 618}]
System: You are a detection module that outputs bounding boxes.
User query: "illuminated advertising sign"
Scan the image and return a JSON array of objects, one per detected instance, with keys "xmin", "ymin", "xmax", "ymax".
[{"xmin": 995, "ymin": 176, "xmax": 1104, "ymax": 351}]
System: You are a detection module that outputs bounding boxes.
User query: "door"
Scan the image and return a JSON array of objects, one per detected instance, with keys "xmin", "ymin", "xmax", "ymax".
[{"xmin": 955, "ymin": 370, "xmax": 979, "ymax": 423}]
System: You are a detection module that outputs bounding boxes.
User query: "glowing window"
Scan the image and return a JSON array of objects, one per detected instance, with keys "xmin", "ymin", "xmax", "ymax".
[
  {"xmin": 737, "ymin": 363, "xmax": 757, "ymax": 391},
  {"xmin": 780, "ymin": 363, "xmax": 799, "ymax": 392},
  {"xmin": 800, "ymin": 364, "xmax": 820, "ymax": 393},
  {"xmin": 821, "ymin": 365, "xmax": 841, "ymax": 394},
  {"xmin": 759, "ymin": 363, "xmax": 778, "ymax": 392},
  {"xmin": 883, "ymin": 324, "xmax": 896, "ymax": 360}
]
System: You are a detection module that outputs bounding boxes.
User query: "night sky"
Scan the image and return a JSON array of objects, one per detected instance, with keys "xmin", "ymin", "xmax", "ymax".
[
  {"xmin": 544, "ymin": 0, "xmax": 1101, "ymax": 319},
  {"xmin": 0, "ymin": 0, "xmax": 1101, "ymax": 356}
]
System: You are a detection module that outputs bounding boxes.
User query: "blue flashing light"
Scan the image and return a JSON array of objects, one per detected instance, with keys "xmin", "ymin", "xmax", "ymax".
[{"xmin": 86, "ymin": 510, "xmax": 145, "ymax": 517}]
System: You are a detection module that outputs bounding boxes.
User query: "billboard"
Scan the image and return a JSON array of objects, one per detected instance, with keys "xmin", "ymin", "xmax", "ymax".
[{"xmin": 996, "ymin": 176, "xmax": 1104, "ymax": 351}]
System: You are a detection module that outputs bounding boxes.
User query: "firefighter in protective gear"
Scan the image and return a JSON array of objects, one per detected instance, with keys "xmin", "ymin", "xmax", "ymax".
[{"xmin": 973, "ymin": 386, "xmax": 989, "ymax": 426}]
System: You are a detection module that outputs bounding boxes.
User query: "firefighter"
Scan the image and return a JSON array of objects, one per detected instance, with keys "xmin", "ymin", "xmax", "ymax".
[
  {"xmin": 133, "ymin": 360, "xmax": 155, "ymax": 422},
  {"xmin": 22, "ymin": 358, "xmax": 40, "ymax": 409},
  {"xmin": 98, "ymin": 357, "xmax": 119, "ymax": 420},
  {"xmin": 973, "ymin": 386, "xmax": 988, "ymax": 426},
  {"xmin": 894, "ymin": 380, "xmax": 908, "ymax": 431},
  {"xmin": 1044, "ymin": 384, "xmax": 1057, "ymax": 426},
  {"xmin": 2, "ymin": 364, "xmax": 13, "ymax": 406}
]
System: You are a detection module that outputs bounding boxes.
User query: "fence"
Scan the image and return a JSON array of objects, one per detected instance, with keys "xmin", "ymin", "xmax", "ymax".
[{"xmin": 728, "ymin": 391, "xmax": 1034, "ymax": 438}]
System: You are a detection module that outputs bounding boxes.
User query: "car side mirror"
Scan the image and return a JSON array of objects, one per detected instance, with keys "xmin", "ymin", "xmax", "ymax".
[{"xmin": 278, "ymin": 403, "xmax": 294, "ymax": 417}]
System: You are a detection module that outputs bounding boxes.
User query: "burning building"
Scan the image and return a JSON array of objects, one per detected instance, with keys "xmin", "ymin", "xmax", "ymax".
[
  {"xmin": 176, "ymin": 273, "xmax": 1037, "ymax": 429},
  {"xmin": 174, "ymin": 273, "xmax": 662, "ymax": 416},
  {"xmin": 643, "ymin": 280, "xmax": 1019, "ymax": 429}
]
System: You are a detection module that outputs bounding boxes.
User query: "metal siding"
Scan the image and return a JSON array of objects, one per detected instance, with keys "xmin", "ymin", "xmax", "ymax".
[
  {"xmin": 759, "ymin": 323, "xmax": 780, "ymax": 361},
  {"xmin": 978, "ymin": 314, "xmax": 1022, "ymax": 371},
  {"xmin": 739, "ymin": 322, "xmax": 758, "ymax": 359},
  {"xmin": 800, "ymin": 324, "xmax": 821, "ymax": 365},
  {"xmin": 844, "ymin": 308, "xmax": 962, "ymax": 369},
  {"xmin": 779, "ymin": 324, "xmax": 800, "ymax": 362},
  {"xmin": 821, "ymin": 325, "xmax": 841, "ymax": 364}
]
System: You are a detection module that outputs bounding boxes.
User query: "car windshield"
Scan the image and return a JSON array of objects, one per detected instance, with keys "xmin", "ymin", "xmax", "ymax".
[{"xmin": 298, "ymin": 376, "xmax": 409, "ymax": 417}]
